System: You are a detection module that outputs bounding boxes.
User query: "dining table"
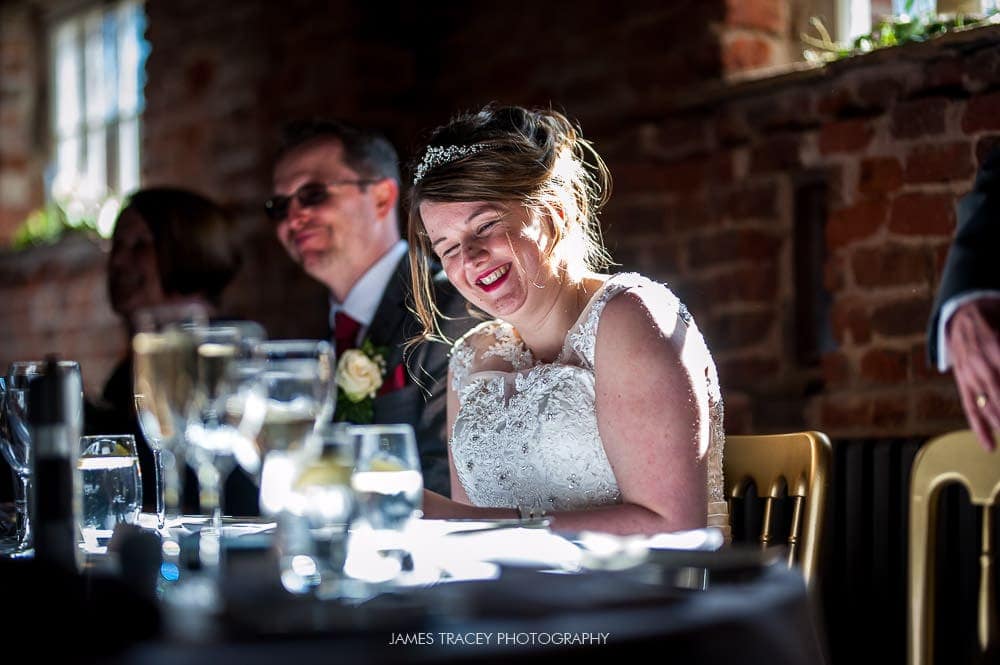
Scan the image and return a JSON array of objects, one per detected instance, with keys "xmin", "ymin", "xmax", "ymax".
[{"xmin": 2, "ymin": 517, "xmax": 829, "ymax": 665}]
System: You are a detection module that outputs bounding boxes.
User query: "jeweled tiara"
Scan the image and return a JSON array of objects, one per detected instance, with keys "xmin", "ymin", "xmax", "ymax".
[{"xmin": 412, "ymin": 143, "xmax": 491, "ymax": 185}]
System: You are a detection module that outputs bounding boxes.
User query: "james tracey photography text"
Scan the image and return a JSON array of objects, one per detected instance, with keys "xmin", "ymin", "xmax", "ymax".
[{"xmin": 388, "ymin": 632, "xmax": 611, "ymax": 647}]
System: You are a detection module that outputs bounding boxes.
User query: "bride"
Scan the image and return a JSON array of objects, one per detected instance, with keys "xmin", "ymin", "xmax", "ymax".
[{"xmin": 407, "ymin": 105, "xmax": 725, "ymax": 536}]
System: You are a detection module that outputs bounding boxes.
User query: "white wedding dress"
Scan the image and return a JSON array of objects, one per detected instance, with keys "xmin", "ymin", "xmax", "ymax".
[{"xmin": 448, "ymin": 272, "xmax": 725, "ymax": 521}]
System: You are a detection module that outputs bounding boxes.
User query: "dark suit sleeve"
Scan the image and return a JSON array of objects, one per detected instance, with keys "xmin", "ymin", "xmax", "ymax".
[
  {"xmin": 408, "ymin": 274, "xmax": 476, "ymax": 497},
  {"xmin": 927, "ymin": 148, "xmax": 1000, "ymax": 362}
]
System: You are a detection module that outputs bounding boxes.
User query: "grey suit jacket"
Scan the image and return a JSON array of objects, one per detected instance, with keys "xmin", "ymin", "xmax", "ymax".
[
  {"xmin": 365, "ymin": 256, "xmax": 473, "ymax": 496},
  {"xmin": 927, "ymin": 148, "xmax": 1000, "ymax": 362}
]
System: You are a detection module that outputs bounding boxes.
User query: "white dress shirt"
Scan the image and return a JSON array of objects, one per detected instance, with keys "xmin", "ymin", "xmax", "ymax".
[
  {"xmin": 936, "ymin": 290, "xmax": 1000, "ymax": 370},
  {"xmin": 329, "ymin": 240, "xmax": 408, "ymax": 348}
]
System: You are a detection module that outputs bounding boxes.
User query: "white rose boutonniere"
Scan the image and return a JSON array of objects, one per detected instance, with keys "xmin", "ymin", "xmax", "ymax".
[{"xmin": 334, "ymin": 339, "xmax": 387, "ymax": 423}]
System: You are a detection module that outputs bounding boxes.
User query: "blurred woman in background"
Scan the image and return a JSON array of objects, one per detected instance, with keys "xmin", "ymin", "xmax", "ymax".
[{"xmin": 86, "ymin": 187, "xmax": 256, "ymax": 514}]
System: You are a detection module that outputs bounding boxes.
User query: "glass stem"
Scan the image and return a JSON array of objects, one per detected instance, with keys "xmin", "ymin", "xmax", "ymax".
[
  {"xmin": 152, "ymin": 448, "xmax": 165, "ymax": 529},
  {"xmin": 195, "ymin": 461, "xmax": 223, "ymax": 575},
  {"xmin": 15, "ymin": 473, "xmax": 30, "ymax": 549}
]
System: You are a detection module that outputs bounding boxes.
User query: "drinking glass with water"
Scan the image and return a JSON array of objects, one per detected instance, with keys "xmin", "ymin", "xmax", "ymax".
[
  {"xmin": 78, "ymin": 434, "xmax": 142, "ymax": 551},
  {"xmin": 350, "ymin": 424, "xmax": 423, "ymax": 530}
]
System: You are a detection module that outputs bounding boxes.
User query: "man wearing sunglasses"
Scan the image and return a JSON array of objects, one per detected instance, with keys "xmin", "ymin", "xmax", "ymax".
[{"xmin": 267, "ymin": 119, "xmax": 471, "ymax": 496}]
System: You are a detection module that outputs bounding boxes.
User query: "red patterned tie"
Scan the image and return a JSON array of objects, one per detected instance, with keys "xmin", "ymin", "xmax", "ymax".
[{"xmin": 333, "ymin": 310, "xmax": 362, "ymax": 353}]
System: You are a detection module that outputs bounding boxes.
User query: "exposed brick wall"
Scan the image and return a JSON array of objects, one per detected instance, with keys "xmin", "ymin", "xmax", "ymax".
[
  {"xmin": 0, "ymin": 0, "xmax": 981, "ymax": 440},
  {"xmin": 0, "ymin": 2, "xmax": 45, "ymax": 245},
  {"xmin": 614, "ymin": 27, "xmax": 1000, "ymax": 439}
]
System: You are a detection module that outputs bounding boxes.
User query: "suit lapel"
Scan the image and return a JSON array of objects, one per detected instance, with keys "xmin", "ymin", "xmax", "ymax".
[{"xmin": 367, "ymin": 256, "xmax": 413, "ymax": 372}]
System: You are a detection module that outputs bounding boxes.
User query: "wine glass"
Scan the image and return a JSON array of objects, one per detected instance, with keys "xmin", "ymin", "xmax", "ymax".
[
  {"xmin": 251, "ymin": 340, "xmax": 336, "ymax": 516},
  {"xmin": 132, "ymin": 326, "xmax": 197, "ymax": 524},
  {"xmin": 2, "ymin": 360, "xmax": 83, "ymax": 557},
  {"xmin": 183, "ymin": 324, "xmax": 266, "ymax": 567},
  {"xmin": 133, "ymin": 394, "xmax": 166, "ymax": 529},
  {"xmin": 281, "ymin": 423, "xmax": 356, "ymax": 593}
]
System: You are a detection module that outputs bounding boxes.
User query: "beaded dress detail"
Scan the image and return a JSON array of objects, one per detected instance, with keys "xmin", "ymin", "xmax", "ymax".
[{"xmin": 448, "ymin": 273, "xmax": 725, "ymax": 518}]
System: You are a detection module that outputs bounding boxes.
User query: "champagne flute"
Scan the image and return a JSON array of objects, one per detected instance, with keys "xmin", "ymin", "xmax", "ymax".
[
  {"xmin": 132, "ymin": 326, "xmax": 197, "ymax": 523},
  {"xmin": 184, "ymin": 324, "xmax": 265, "ymax": 566},
  {"xmin": 133, "ymin": 393, "xmax": 166, "ymax": 529}
]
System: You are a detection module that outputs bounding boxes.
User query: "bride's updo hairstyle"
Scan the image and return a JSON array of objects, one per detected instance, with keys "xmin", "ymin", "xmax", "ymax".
[{"xmin": 407, "ymin": 104, "xmax": 612, "ymax": 342}]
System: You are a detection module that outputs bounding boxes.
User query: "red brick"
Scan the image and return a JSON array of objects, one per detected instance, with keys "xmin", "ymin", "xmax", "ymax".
[
  {"xmin": 858, "ymin": 157, "xmax": 903, "ymax": 195},
  {"xmin": 857, "ymin": 77, "xmax": 905, "ymax": 112},
  {"xmin": 725, "ymin": 0, "xmax": 786, "ymax": 33},
  {"xmin": 711, "ymin": 151, "xmax": 735, "ymax": 185},
  {"xmin": 816, "ymin": 89, "xmax": 855, "ymax": 118},
  {"xmin": 718, "ymin": 357, "xmax": 780, "ymax": 388},
  {"xmin": 821, "ymin": 351, "xmax": 850, "ymax": 387},
  {"xmin": 965, "ymin": 47, "xmax": 1000, "ymax": 89},
  {"xmin": 722, "ymin": 391, "xmax": 753, "ymax": 434},
  {"xmin": 611, "ymin": 162, "xmax": 698, "ymax": 195},
  {"xmin": 872, "ymin": 395, "xmax": 908, "ymax": 427},
  {"xmin": 976, "ymin": 135, "xmax": 1000, "ymax": 166},
  {"xmin": 725, "ymin": 182, "xmax": 778, "ymax": 220},
  {"xmin": 852, "ymin": 245, "xmax": 933, "ymax": 288},
  {"xmin": 688, "ymin": 229, "xmax": 783, "ymax": 267},
  {"xmin": 924, "ymin": 55, "xmax": 964, "ymax": 91},
  {"xmin": 658, "ymin": 116, "xmax": 712, "ymax": 157},
  {"xmin": 889, "ymin": 193, "xmax": 956, "ymax": 237},
  {"xmin": 716, "ymin": 109, "xmax": 751, "ymax": 146},
  {"xmin": 699, "ymin": 264, "xmax": 778, "ymax": 304},
  {"xmin": 870, "ymin": 298, "xmax": 932, "ymax": 338},
  {"xmin": 826, "ymin": 199, "xmax": 887, "ymax": 249},
  {"xmin": 910, "ymin": 342, "xmax": 937, "ymax": 380},
  {"xmin": 819, "ymin": 118, "xmax": 874, "ymax": 155},
  {"xmin": 903, "ymin": 142, "xmax": 974, "ymax": 184},
  {"xmin": 663, "ymin": 193, "xmax": 713, "ymax": 232},
  {"xmin": 963, "ymin": 90, "xmax": 1000, "ymax": 133},
  {"xmin": 750, "ymin": 135, "xmax": 802, "ymax": 174},
  {"xmin": 914, "ymin": 387, "xmax": 965, "ymax": 422},
  {"xmin": 890, "ymin": 97, "xmax": 948, "ymax": 139},
  {"xmin": 824, "ymin": 254, "xmax": 846, "ymax": 292},
  {"xmin": 744, "ymin": 93, "xmax": 819, "ymax": 132},
  {"xmin": 708, "ymin": 310, "xmax": 775, "ymax": 351},
  {"xmin": 860, "ymin": 348, "xmax": 909, "ymax": 384},
  {"xmin": 819, "ymin": 397, "xmax": 872, "ymax": 429},
  {"xmin": 722, "ymin": 34, "xmax": 776, "ymax": 74},
  {"xmin": 831, "ymin": 299, "xmax": 872, "ymax": 345}
]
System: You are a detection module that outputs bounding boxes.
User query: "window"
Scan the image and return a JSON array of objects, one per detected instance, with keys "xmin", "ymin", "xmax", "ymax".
[
  {"xmin": 49, "ymin": 1, "xmax": 147, "ymax": 236},
  {"xmin": 839, "ymin": 0, "xmax": 997, "ymax": 42}
]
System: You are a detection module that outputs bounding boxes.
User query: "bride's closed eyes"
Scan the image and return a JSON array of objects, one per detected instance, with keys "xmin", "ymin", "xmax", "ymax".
[{"xmin": 435, "ymin": 217, "xmax": 504, "ymax": 260}]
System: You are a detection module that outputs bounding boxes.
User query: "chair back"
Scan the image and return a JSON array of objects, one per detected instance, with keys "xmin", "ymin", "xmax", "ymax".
[
  {"xmin": 724, "ymin": 431, "xmax": 832, "ymax": 587},
  {"xmin": 908, "ymin": 429, "xmax": 1000, "ymax": 665}
]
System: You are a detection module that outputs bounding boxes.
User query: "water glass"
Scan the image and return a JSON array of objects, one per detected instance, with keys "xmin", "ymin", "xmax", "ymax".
[
  {"xmin": 282, "ymin": 424, "xmax": 356, "ymax": 592},
  {"xmin": 78, "ymin": 434, "xmax": 142, "ymax": 551},
  {"xmin": 349, "ymin": 424, "xmax": 423, "ymax": 531}
]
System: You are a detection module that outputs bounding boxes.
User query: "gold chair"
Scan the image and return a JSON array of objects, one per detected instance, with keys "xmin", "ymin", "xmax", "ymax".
[
  {"xmin": 724, "ymin": 431, "xmax": 832, "ymax": 588},
  {"xmin": 908, "ymin": 429, "xmax": 1000, "ymax": 665}
]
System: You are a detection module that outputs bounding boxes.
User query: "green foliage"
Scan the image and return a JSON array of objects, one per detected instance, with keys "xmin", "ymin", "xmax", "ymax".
[
  {"xmin": 803, "ymin": 8, "xmax": 999, "ymax": 64},
  {"xmin": 9, "ymin": 196, "xmax": 120, "ymax": 250}
]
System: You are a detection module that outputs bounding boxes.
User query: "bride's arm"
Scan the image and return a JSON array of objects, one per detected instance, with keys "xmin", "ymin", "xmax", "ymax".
[{"xmin": 537, "ymin": 285, "xmax": 709, "ymax": 536}]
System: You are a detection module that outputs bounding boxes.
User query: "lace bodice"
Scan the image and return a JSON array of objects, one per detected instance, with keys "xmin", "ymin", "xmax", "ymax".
[{"xmin": 448, "ymin": 272, "xmax": 725, "ymax": 517}]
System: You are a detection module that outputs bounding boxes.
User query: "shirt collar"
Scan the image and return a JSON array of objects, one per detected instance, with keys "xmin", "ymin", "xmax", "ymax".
[{"xmin": 329, "ymin": 240, "xmax": 408, "ymax": 328}]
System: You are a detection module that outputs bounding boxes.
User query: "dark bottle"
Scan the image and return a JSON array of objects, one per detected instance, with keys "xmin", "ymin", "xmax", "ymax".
[{"xmin": 28, "ymin": 356, "xmax": 82, "ymax": 571}]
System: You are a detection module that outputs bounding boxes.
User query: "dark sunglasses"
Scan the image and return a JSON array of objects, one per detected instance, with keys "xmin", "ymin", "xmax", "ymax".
[{"xmin": 264, "ymin": 179, "xmax": 380, "ymax": 222}]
